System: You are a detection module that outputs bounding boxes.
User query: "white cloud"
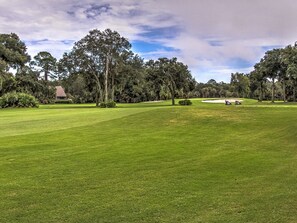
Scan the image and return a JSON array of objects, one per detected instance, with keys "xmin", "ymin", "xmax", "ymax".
[{"xmin": 1, "ymin": 0, "xmax": 297, "ymax": 82}]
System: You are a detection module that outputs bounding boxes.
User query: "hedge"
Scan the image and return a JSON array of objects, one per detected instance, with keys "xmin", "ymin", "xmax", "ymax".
[
  {"xmin": 178, "ymin": 99, "xmax": 192, "ymax": 106},
  {"xmin": 0, "ymin": 92, "xmax": 39, "ymax": 108}
]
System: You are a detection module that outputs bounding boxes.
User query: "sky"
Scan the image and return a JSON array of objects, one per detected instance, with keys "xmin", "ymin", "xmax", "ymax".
[{"xmin": 1, "ymin": 0, "xmax": 297, "ymax": 82}]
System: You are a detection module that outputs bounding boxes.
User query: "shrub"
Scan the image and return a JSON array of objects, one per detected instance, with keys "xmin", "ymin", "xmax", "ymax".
[
  {"xmin": 0, "ymin": 92, "xmax": 39, "ymax": 108},
  {"xmin": 99, "ymin": 101, "xmax": 116, "ymax": 108},
  {"xmin": 54, "ymin": 99, "xmax": 73, "ymax": 104},
  {"xmin": 179, "ymin": 99, "xmax": 192, "ymax": 106}
]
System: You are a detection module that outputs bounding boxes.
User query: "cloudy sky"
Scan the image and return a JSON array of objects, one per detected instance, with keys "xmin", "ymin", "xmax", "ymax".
[{"xmin": 1, "ymin": 0, "xmax": 296, "ymax": 82}]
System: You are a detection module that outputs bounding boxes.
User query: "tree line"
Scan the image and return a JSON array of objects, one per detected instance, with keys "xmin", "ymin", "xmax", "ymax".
[
  {"xmin": 1, "ymin": 30, "xmax": 297, "ymax": 105},
  {"xmin": 192, "ymin": 43, "xmax": 297, "ymax": 102},
  {"xmin": 0, "ymin": 30, "xmax": 197, "ymax": 106},
  {"xmin": 249, "ymin": 44, "xmax": 297, "ymax": 102}
]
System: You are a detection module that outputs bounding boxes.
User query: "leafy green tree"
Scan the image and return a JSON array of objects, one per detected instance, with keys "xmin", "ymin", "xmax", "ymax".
[
  {"xmin": 145, "ymin": 59, "xmax": 164, "ymax": 101},
  {"xmin": 261, "ymin": 49, "xmax": 283, "ymax": 102},
  {"xmin": 15, "ymin": 65, "xmax": 55, "ymax": 103},
  {"xmin": 207, "ymin": 79, "xmax": 217, "ymax": 86},
  {"xmin": 286, "ymin": 64, "xmax": 297, "ymax": 101},
  {"xmin": 146, "ymin": 57, "xmax": 193, "ymax": 105},
  {"xmin": 281, "ymin": 44, "xmax": 297, "ymax": 101},
  {"xmin": 31, "ymin": 51, "xmax": 57, "ymax": 81},
  {"xmin": 67, "ymin": 75, "xmax": 93, "ymax": 103},
  {"xmin": 230, "ymin": 72, "xmax": 250, "ymax": 98},
  {"xmin": 0, "ymin": 72, "xmax": 16, "ymax": 96},
  {"xmin": 73, "ymin": 45, "xmax": 104, "ymax": 106},
  {"xmin": 66, "ymin": 29, "xmax": 131, "ymax": 106},
  {"xmin": 0, "ymin": 33, "xmax": 30, "ymax": 72},
  {"xmin": 201, "ymin": 87, "xmax": 210, "ymax": 98},
  {"xmin": 78, "ymin": 29, "xmax": 131, "ymax": 103},
  {"xmin": 110, "ymin": 50, "xmax": 135, "ymax": 101},
  {"xmin": 114, "ymin": 54, "xmax": 147, "ymax": 103},
  {"xmin": 249, "ymin": 61, "xmax": 268, "ymax": 101}
]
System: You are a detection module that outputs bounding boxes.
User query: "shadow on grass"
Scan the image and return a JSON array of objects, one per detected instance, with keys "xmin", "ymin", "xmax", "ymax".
[
  {"xmin": 40, "ymin": 105, "xmax": 98, "ymax": 109},
  {"xmin": 40, "ymin": 103, "xmax": 175, "ymax": 110},
  {"xmin": 117, "ymin": 104, "xmax": 174, "ymax": 109}
]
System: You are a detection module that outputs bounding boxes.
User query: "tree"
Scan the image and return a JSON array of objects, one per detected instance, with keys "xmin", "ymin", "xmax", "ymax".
[
  {"xmin": 15, "ymin": 65, "xmax": 55, "ymax": 103},
  {"xmin": 0, "ymin": 72, "xmax": 16, "ymax": 97},
  {"xmin": 65, "ymin": 43, "xmax": 104, "ymax": 106},
  {"xmin": 99, "ymin": 29, "xmax": 131, "ymax": 102},
  {"xmin": 207, "ymin": 79, "xmax": 217, "ymax": 86},
  {"xmin": 67, "ymin": 29, "xmax": 131, "ymax": 106},
  {"xmin": 110, "ymin": 50, "xmax": 135, "ymax": 102},
  {"xmin": 0, "ymin": 33, "xmax": 30, "ymax": 72},
  {"xmin": 287, "ymin": 64, "xmax": 297, "ymax": 101},
  {"xmin": 31, "ymin": 51, "xmax": 57, "ymax": 81},
  {"xmin": 146, "ymin": 57, "xmax": 193, "ymax": 105},
  {"xmin": 230, "ymin": 72, "xmax": 250, "ymax": 98},
  {"xmin": 145, "ymin": 59, "xmax": 164, "ymax": 101},
  {"xmin": 261, "ymin": 49, "xmax": 283, "ymax": 102},
  {"xmin": 281, "ymin": 44, "xmax": 297, "ymax": 102},
  {"xmin": 114, "ymin": 53, "xmax": 147, "ymax": 103},
  {"xmin": 0, "ymin": 33, "xmax": 30, "ymax": 96},
  {"xmin": 249, "ymin": 61, "xmax": 268, "ymax": 101}
]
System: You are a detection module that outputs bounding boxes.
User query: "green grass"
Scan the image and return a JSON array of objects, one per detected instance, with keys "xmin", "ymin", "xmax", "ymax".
[{"xmin": 0, "ymin": 99, "xmax": 296, "ymax": 222}]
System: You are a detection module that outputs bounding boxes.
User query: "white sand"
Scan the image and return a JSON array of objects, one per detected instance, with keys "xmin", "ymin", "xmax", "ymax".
[
  {"xmin": 202, "ymin": 99, "xmax": 243, "ymax": 104},
  {"xmin": 143, "ymin": 100, "xmax": 164, "ymax": 103}
]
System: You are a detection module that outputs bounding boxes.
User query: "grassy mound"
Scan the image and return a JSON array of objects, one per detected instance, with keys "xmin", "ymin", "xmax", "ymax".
[{"xmin": 0, "ymin": 99, "xmax": 296, "ymax": 222}]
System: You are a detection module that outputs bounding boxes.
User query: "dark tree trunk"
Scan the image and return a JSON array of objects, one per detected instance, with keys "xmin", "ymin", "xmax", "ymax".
[
  {"xmin": 95, "ymin": 85, "xmax": 99, "ymax": 107},
  {"xmin": 272, "ymin": 77, "xmax": 275, "ymax": 103},
  {"xmin": 111, "ymin": 70, "xmax": 115, "ymax": 102},
  {"xmin": 171, "ymin": 94, "xmax": 175, "ymax": 105},
  {"xmin": 169, "ymin": 84, "xmax": 175, "ymax": 106},
  {"xmin": 0, "ymin": 78, "xmax": 3, "ymax": 93},
  {"xmin": 105, "ymin": 57, "xmax": 109, "ymax": 103},
  {"xmin": 91, "ymin": 72, "xmax": 102, "ymax": 106},
  {"xmin": 293, "ymin": 84, "xmax": 296, "ymax": 102},
  {"xmin": 259, "ymin": 82, "xmax": 263, "ymax": 102},
  {"xmin": 156, "ymin": 90, "xmax": 160, "ymax": 101},
  {"xmin": 282, "ymin": 80, "xmax": 286, "ymax": 102},
  {"xmin": 45, "ymin": 70, "xmax": 48, "ymax": 81}
]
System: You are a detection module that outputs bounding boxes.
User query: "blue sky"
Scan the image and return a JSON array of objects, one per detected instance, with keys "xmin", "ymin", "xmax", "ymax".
[{"xmin": 1, "ymin": 0, "xmax": 296, "ymax": 82}]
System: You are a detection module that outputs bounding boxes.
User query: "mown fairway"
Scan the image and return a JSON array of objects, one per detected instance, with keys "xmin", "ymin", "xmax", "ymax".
[{"xmin": 0, "ymin": 99, "xmax": 296, "ymax": 223}]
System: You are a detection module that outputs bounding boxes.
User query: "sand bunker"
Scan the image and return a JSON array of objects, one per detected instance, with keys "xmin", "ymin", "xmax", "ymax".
[
  {"xmin": 202, "ymin": 99, "xmax": 243, "ymax": 104},
  {"xmin": 143, "ymin": 100, "xmax": 164, "ymax": 103}
]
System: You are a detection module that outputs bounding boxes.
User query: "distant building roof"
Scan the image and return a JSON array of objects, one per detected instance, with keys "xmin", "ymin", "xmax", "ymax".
[{"xmin": 55, "ymin": 86, "xmax": 67, "ymax": 98}]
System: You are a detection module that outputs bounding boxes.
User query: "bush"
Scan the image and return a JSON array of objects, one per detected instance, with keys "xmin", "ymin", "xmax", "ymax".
[
  {"xmin": 99, "ymin": 101, "xmax": 116, "ymax": 108},
  {"xmin": 54, "ymin": 99, "xmax": 73, "ymax": 104},
  {"xmin": 179, "ymin": 99, "xmax": 192, "ymax": 106},
  {"xmin": 0, "ymin": 92, "xmax": 39, "ymax": 108}
]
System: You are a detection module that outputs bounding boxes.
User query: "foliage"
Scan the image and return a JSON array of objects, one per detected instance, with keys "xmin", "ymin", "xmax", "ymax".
[
  {"xmin": 0, "ymin": 31, "xmax": 224, "ymax": 105},
  {"xmin": 3, "ymin": 30, "xmax": 297, "ymax": 105},
  {"xmin": 248, "ymin": 44, "xmax": 297, "ymax": 102},
  {"xmin": 230, "ymin": 72, "xmax": 250, "ymax": 98},
  {"xmin": 99, "ymin": 100, "xmax": 116, "ymax": 108},
  {"xmin": 0, "ymin": 33, "xmax": 30, "ymax": 71},
  {"xmin": 0, "ymin": 92, "xmax": 38, "ymax": 108},
  {"xmin": 178, "ymin": 99, "xmax": 192, "ymax": 105},
  {"xmin": 15, "ymin": 66, "xmax": 56, "ymax": 104},
  {"xmin": 114, "ymin": 54, "xmax": 147, "ymax": 103},
  {"xmin": 0, "ymin": 72, "xmax": 17, "ymax": 96},
  {"xmin": 146, "ymin": 57, "xmax": 193, "ymax": 105},
  {"xmin": 67, "ymin": 29, "xmax": 131, "ymax": 106},
  {"xmin": 54, "ymin": 99, "xmax": 73, "ymax": 104},
  {"xmin": 63, "ymin": 74, "xmax": 94, "ymax": 103},
  {"xmin": 31, "ymin": 51, "xmax": 57, "ymax": 81}
]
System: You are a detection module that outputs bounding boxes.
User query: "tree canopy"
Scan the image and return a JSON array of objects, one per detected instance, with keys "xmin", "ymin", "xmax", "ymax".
[
  {"xmin": 1, "ymin": 30, "xmax": 297, "ymax": 106},
  {"xmin": 0, "ymin": 33, "xmax": 30, "ymax": 71}
]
